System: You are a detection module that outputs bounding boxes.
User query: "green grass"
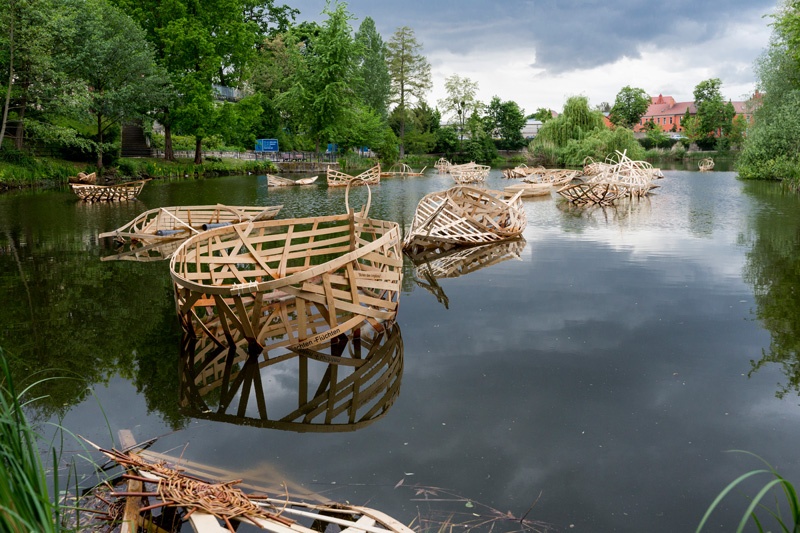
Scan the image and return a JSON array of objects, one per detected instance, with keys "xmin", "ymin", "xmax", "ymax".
[
  {"xmin": 0, "ymin": 350, "xmax": 62, "ymax": 533},
  {"xmin": 697, "ymin": 451, "xmax": 800, "ymax": 532}
]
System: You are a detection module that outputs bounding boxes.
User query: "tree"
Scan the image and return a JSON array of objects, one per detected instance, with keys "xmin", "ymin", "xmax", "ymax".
[
  {"xmin": 595, "ymin": 101, "xmax": 611, "ymax": 113},
  {"xmin": 354, "ymin": 17, "xmax": 390, "ymax": 118},
  {"xmin": 386, "ymin": 26, "xmax": 431, "ymax": 158},
  {"xmin": 692, "ymin": 78, "xmax": 733, "ymax": 148},
  {"xmin": 279, "ymin": 1, "xmax": 359, "ymax": 153},
  {"xmin": 484, "ymin": 96, "xmax": 526, "ymax": 150},
  {"xmin": 438, "ymin": 74, "xmax": 481, "ymax": 151},
  {"xmin": 609, "ymin": 86, "xmax": 650, "ymax": 128},
  {"xmin": 531, "ymin": 108, "xmax": 555, "ymax": 123},
  {"xmin": 529, "ymin": 95, "xmax": 605, "ymax": 166},
  {"xmin": 59, "ymin": 0, "xmax": 170, "ymax": 168}
]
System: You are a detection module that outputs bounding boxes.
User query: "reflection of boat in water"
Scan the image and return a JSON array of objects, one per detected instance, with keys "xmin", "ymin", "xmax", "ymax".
[
  {"xmin": 403, "ymin": 186, "xmax": 526, "ymax": 255},
  {"xmin": 408, "ymin": 239, "xmax": 526, "ymax": 308},
  {"xmin": 179, "ymin": 321, "xmax": 403, "ymax": 432}
]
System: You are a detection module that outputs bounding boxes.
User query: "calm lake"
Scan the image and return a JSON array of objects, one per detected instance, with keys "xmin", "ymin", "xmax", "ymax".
[{"xmin": 1, "ymin": 166, "xmax": 800, "ymax": 532}]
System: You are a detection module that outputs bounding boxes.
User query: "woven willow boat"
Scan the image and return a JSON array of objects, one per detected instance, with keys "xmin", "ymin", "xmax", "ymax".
[
  {"xmin": 403, "ymin": 186, "xmax": 526, "ymax": 254},
  {"xmin": 170, "ymin": 185, "xmax": 402, "ymax": 360},
  {"xmin": 267, "ymin": 174, "xmax": 319, "ymax": 186},
  {"xmin": 180, "ymin": 321, "xmax": 402, "ymax": 432},
  {"xmin": 99, "ymin": 204, "xmax": 283, "ymax": 243},
  {"xmin": 70, "ymin": 179, "xmax": 149, "ymax": 202},
  {"xmin": 326, "ymin": 164, "xmax": 381, "ymax": 187},
  {"xmin": 449, "ymin": 162, "xmax": 490, "ymax": 184}
]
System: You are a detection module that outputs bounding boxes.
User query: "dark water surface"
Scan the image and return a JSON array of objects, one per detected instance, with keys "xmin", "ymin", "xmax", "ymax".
[{"xmin": 2, "ymin": 169, "xmax": 800, "ymax": 532}]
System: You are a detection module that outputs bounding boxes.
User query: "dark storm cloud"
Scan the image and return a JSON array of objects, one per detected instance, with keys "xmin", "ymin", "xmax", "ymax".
[{"xmin": 287, "ymin": 0, "xmax": 776, "ymax": 73}]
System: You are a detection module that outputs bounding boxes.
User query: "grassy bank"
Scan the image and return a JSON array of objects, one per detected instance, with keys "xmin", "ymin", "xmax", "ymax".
[{"xmin": 0, "ymin": 155, "xmax": 281, "ymax": 190}]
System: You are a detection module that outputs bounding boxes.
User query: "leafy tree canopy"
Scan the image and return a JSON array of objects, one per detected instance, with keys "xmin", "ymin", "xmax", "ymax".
[{"xmin": 609, "ymin": 86, "xmax": 650, "ymax": 128}]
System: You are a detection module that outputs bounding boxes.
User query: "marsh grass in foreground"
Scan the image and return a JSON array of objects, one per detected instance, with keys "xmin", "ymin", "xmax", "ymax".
[
  {"xmin": 697, "ymin": 450, "xmax": 800, "ymax": 532},
  {"xmin": 0, "ymin": 350, "xmax": 63, "ymax": 532}
]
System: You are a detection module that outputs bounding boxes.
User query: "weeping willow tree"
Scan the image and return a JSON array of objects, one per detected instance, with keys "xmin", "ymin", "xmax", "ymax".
[{"xmin": 528, "ymin": 95, "xmax": 643, "ymax": 166}]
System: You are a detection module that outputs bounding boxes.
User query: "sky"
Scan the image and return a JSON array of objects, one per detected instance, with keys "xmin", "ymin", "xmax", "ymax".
[{"xmin": 285, "ymin": 0, "xmax": 778, "ymax": 116}]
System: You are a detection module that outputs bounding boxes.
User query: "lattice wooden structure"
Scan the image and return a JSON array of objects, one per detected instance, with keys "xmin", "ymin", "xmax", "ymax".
[
  {"xmin": 698, "ymin": 157, "xmax": 715, "ymax": 172},
  {"xmin": 70, "ymin": 179, "xmax": 149, "ymax": 202},
  {"xmin": 380, "ymin": 163, "xmax": 426, "ymax": 178},
  {"xmin": 434, "ymin": 157, "xmax": 451, "ymax": 173},
  {"xmin": 179, "ymin": 320, "xmax": 403, "ymax": 432},
  {"xmin": 502, "ymin": 164, "xmax": 546, "ymax": 179},
  {"xmin": 267, "ymin": 174, "xmax": 319, "ymax": 186},
  {"xmin": 556, "ymin": 182, "xmax": 623, "ymax": 205},
  {"xmin": 503, "ymin": 182, "xmax": 552, "ymax": 198},
  {"xmin": 170, "ymin": 188, "xmax": 402, "ymax": 361},
  {"xmin": 403, "ymin": 186, "xmax": 526, "ymax": 254},
  {"xmin": 326, "ymin": 164, "xmax": 381, "ymax": 187},
  {"xmin": 449, "ymin": 163, "xmax": 490, "ymax": 184}
]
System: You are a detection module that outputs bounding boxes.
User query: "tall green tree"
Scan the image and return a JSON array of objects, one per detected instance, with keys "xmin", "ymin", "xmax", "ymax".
[
  {"xmin": 609, "ymin": 85, "xmax": 650, "ymax": 128},
  {"xmin": 280, "ymin": 1, "xmax": 359, "ymax": 152},
  {"xmin": 531, "ymin": 107, "xmax": 555, "ymax": 123},
  {"xmin": 438, "ymin": 74, "xmax": 480, "ymax": 151},
  {"xmin": 59, "ymin": 0, "xmax": 170, "ymax": 168},
  {"xmin": 354, "ymin": 17, "xmax": 390, "ymax": 118},
  {"xmin": 484, "ymin": 96, "xmax": 526, "ymax": 150},
  {"xmin": 386, "ymin": 26, "xmax": 431, "ymax": 158},
  {"xmin": 692, "ymin": 78, "xmax": 734, "ymax": 148}
]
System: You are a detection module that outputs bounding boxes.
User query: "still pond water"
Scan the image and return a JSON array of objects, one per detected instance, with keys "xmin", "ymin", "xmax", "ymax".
[{"xmin": 1, "ymin": 167, "xmax": 800, "ymax": 532}]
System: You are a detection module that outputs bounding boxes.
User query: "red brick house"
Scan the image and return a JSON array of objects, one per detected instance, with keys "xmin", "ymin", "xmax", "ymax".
[{"xmin": 633, "ymin": 93, "xmax": 756, "ymax": 133}]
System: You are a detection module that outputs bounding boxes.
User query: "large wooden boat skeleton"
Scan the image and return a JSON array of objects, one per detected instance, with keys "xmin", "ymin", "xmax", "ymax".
[
  {"xmin": 170, "ymin": 181, "xmax": 402, "ymax": 361},
  {"xmin": 561, "ymin": 151, "xmax": 658, "ymax": 204},
  {"xmin": 403, "ymin": 185, "xmax": 526, "ymax": 255},
  {"xmin": 70, "ymin": 179, "xmax": 149, "ymax": 202},
  {"xmin": 326, "ymin": 164, "xmax": 381, "ymax": 187}
]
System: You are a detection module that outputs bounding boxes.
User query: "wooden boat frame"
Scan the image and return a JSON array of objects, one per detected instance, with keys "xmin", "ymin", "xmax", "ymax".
[
  {"xmin": 503, "ymin": 181, "xmax": 552, "ymax": 198},
  {"xmin": 434, "ymin": 157, "xmax": 451, "ymax": 173},
  {"xmin": 556, "ymin": 181, "xmax": 623, "ymax": 205},
  {"xmin": 69, "ymin": 179, "xmax": 149, "ymax": 202},
  {"xmin": 380, "ymin": 163, "xmax": 426, "ymax": 178},
  {"xmin": 327, "ymin": 164, "xmax": 381, "ymax": 187},
  {"xmin": 170, "ymin": 183, "xmax": 402, "ymax": 359},
  {"xmin": 448, "ymin": 162, "xmax": 490, "ymax": 184},
  {"xmin": 267, "ymin": 174, "xmax": 319, "ymax": 186},
  {"xmin": 403, "ymin": 185, "xmax": 526, "ymax": 254},
  {"xmin": 99, "ymin": 204, "xmax": 284, "ymax": 244}
]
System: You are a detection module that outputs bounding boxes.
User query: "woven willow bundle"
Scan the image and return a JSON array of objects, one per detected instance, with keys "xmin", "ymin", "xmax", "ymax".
[
  {"xmin": 403, "ymin": 186, "xmax": 526, "ymax": 254},
  {"xmin": 698, "ymin": 157, "xmax": 715, "ymax": 171}
]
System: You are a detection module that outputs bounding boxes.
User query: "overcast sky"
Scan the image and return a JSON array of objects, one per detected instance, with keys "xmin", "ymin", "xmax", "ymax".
[{"xmin": 286, "ymin": 0, "xmax": 778, "ymax": 116}]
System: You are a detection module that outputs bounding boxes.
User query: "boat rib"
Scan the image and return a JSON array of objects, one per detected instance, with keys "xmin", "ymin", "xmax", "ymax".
[{"xmin": 327, "ymin": 164, "xmax": 381, "ymax": 187}]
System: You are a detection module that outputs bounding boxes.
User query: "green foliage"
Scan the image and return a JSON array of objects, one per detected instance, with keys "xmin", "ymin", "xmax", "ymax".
[
  {"xmin": 560, "ymin": 127, "xmax": 645, "ymax": 167},
  {"xmin": 354, "ymin": 17, "xmax": 390, "ymax": 118},
  {"xmin": 484, "ymin": 96, "xmax": 526, "ymax": 150},
  {"xmin": 529, "ymin": 95, "xmax": 606, "ymax": 165},
  {"xmin": 697, "ymin": 451, "xmax": 800, "ymax": 533},
  {"xmin": 434, "ymin": 125, "xmax": 459, "ymax": 155},
  {"xmin": 438, "ymin": 74, "xmax": 481, "ymax": 150},
  {"xmin": 527, "ymin": 138, "xmax": 559, "ymax": 167},
  {"xmin": 692, "ymin": 78, "xmax": 735, "ymax": 148},
  {"xmin": 609, "ymin": 86, "xmax": 650, "ymax": 128},
  {"xmin": 531, "ymin": 108, "xmax": 554, "ymax": 123}
]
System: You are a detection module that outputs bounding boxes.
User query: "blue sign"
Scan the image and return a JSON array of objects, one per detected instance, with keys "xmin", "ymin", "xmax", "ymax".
[
  {"xmin": 255, "ymin": 139, "xmax": 279, "ymax": 152},
  {"xmin": 326, "ymin": 143, "xmax": 339, "ymax": 154}
]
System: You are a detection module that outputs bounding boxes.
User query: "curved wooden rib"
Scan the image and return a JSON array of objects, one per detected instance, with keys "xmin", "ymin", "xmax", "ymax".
[
  {"xmin": 327, "ymin": 164, "xmax": 381, "ymax": 187},
  {"xmin": 449, "ymin": 162, "xmax": 490, "ymax": 184},
  {"xmin": 170, "ymin": 212, "xmax": 402, "ymax": 357},
  {"xmin": 69, "ymin": 179, "xmax": 149, "ymax": 202},
  {"xmin": 179, "ymin": 321, "xmax": 403, "ymax": 432},
  {"xmin": 556, "ymin": 182, "xmax": 623, "ymax": 205},
  {"xmin": 403, "ymin": 186, "xmax": 526, "ymax": 254},
  {"xmin": 698, "ymin": 157, "xmax": 714, "ymax": 171},
  {"xmin": 434, "ymin": 157, "xmax": 451, "ymax": 173}
]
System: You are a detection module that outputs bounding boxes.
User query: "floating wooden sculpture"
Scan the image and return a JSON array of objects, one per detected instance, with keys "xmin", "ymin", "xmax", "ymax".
[
  {"xmin": 434, "ymin": 157, "xmax": 451, "ymax": 173},
  {"xmin": 68, "ymin": 171, "xmax": 97, "ymax": 184},
  {"xmin": 326, "ymin": 164, "xmax": 381, "ymax": 187},
  {"xmin": 267, "ymin": 174, "xmax": 319, "ymax": 186},
  {"xmin": 556, "ymin": 181, "xmax": 623, "ymax": 205},
  {"xmin": 170, "ymin": 182, "xmax": 402, "ymax": 361},
  {"xmin": 180, "ymin": 321, "xmax": 403, "ymax": 432},
  {"xmin": 403, "ymin": 186, "xmax": 526, "ymax": 255},
  {"xmin": 85, "ymin": 442, "xmax": 415, "ymax": 533},
  {"xmin": 380, "ymin": 163, "xmax": 426, "ymax": 178},
  {"xmin": 502, "ymin": 164, "xmax": 545, "ymax": 179},
  {"xmin": 70, "ymin": 179, "xmax": 149, "ymax": 202},
  {"xmin": 523, "ymin": 169, "xmax": 579, "ymax": 187},
  {"xmin": 503, "ymin": 181, "xmax": 552, "ymax": 198},
  {"xmin": 410, "ymin": 239, "xmax": 526, "ymax": 309},
  {"xmin": 698, "ymin": 157, "xmax": 715, "ymax": 172},
  {"xmin": 449, "ymin": 162, "xmax": 490, "ymax": 184}
]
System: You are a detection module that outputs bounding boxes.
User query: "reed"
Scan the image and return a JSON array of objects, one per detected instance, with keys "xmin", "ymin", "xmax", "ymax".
[
  {"xmin": 697, "ymin": 451, "xmax": 800, "ymax": 532},
  {"xmin": 0, "ymin": 350, "xmax": 60, "ymax": 533}
]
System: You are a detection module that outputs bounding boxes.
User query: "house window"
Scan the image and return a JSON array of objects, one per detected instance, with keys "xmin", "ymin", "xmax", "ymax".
[{"xmin": 669, "ymin": 117, "xmax": 673, "ymax": 124}]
